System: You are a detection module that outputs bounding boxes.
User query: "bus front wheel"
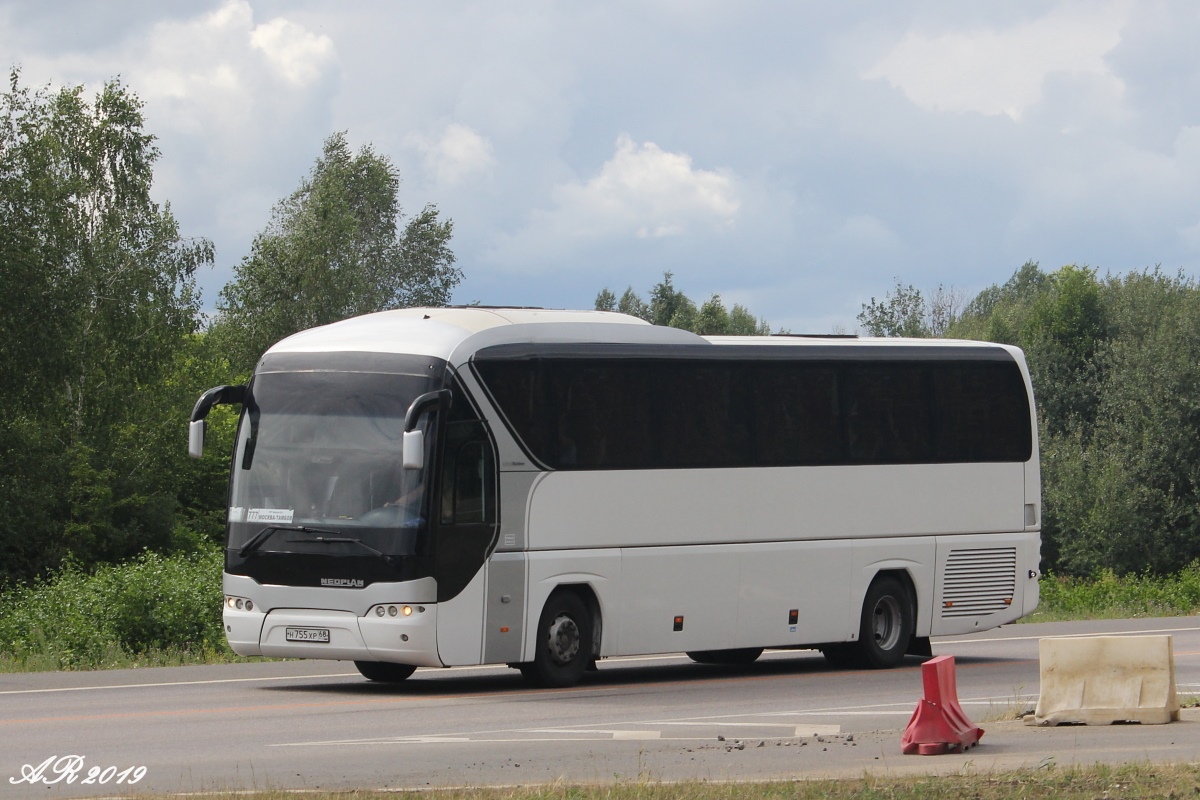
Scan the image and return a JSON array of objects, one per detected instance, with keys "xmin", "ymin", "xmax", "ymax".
[
  {"xmin": 354, "ymin": 661, "xmax": 417, "ymax": 683},
  {"xmin": 521, "ymin": 591, "xmax": 594, "ymax": 688}
]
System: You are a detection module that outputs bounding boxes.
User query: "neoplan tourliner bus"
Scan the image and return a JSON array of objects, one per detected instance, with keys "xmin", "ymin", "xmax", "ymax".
[{"xmin": 189, "ymin": 307, "xmax": 1041, "ymax": 688}]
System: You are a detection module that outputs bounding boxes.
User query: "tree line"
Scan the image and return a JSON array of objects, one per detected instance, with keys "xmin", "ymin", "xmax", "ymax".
[
  {"xmin": 3, "ymin": 70, "xmax": 1196, "ymax": 589},
  {"xmin": 861, "ymin": 263, "xmax": 1200, "ymax": 576},
  {"xmin": 595, "ymin": 273, "xmax": 773, "ymax": 335},
  {"xmin": 0, "ymin": 73, "xmax": 458, "ymax": 587}
]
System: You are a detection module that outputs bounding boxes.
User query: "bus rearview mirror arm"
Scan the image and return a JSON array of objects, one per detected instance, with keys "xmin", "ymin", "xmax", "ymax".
[
  {"xmin": 402, "ymin": 389, "xmax": 452, "ymax": 470},
  {"xmin": 188, "ymin": 384, "xmax": 247, "ymax": 459}
]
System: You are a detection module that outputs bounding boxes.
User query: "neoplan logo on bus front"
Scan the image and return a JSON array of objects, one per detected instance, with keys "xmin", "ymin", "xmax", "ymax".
[{"xmin": 320, "ymin": 578, "xmax": 364, "ymax": 588}]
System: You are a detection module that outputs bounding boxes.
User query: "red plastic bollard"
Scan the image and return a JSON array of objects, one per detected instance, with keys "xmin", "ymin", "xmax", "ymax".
[{"xmin": 901, "ymin": 654, "xmax": 984, "ymax": 755}]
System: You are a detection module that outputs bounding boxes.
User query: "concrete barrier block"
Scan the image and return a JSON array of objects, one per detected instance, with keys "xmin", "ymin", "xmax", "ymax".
[{"xmin": 1028, "ymin": 635, "xmax": 1180, "ymax": 726}]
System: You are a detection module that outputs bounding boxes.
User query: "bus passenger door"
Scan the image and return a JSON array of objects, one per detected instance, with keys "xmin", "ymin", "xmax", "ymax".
[{"xmin": 433, "ymin": 415, "xmax": 499, "ymax": 665}]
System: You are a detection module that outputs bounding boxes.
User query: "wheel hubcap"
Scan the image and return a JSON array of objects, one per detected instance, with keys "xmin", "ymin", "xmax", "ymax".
[
  {"xmin": 546, "ymin": 614, "xmax": 580, "ymax": 665},
  {"xmin": 872, "ymin": 595, "xmax": 902, "ymax": 651}
]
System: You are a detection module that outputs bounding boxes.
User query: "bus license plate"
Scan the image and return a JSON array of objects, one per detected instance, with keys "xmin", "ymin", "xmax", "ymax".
[{"xmin": 285, "ymin": 627, "xmax": 330, "ymax": 643}]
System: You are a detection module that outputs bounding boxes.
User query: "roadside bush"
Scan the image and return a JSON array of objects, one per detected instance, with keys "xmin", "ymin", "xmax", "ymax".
[
  {"xmin": 1035, "ymin": 561, "xmax": 1200, "ymax": 620},
  {"xmin": 0, "ymin": 545, "xmax": 225, "ymax": 670}
]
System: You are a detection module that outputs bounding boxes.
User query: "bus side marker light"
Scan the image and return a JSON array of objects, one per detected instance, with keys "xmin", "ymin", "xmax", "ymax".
[
  {"xmin": 500, "ymin": 627, "xmax": 509, "ymax": 633},
  {"xmin": 673, "ymin": 616, "xmax": 684, "ymax": 632},
  {"xmin": 788, "ymin": 609, "xmax": 799, "ymax": 625}
]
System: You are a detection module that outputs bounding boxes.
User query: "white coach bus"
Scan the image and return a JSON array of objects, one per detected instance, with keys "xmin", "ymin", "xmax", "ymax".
[{"xmin": 189, "ymin": 307, "xmax": 1041, "ymax": 687}]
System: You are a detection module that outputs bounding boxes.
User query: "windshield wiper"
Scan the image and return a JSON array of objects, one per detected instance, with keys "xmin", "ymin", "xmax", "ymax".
[
  {"xmin": 237, "ymin": 525, "xmax": 341, "ymax": 558},
  {"xmin": 289, "ymin": 534, "xmax": 397, "ymax": 565}
]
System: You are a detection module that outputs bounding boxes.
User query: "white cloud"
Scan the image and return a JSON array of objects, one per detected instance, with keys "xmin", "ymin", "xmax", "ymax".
[
  {"xmin": 484, "ymin": 134, "xmax": 742, "ymax": 271},
  {"xmin": 405, "ymin": 123, "xmax": 496, "ymax": 186},
  {"xmin": 8, "ymin": 1, "xmax": 1200, "ymax": 332},
  {"xmin": 865, "ymin": 3, "xmax": 1128, "ymax": 120},
  {"xmin": 249, "ymin": 16, "xmax": 335, "ymax": 87},
  {"xmin": 831, "ymin": 214, "xmax": 903, "ymax": 253},
  {"xmin": 553, "ymin": 134, "xmax": 740, "ymax": 239}
]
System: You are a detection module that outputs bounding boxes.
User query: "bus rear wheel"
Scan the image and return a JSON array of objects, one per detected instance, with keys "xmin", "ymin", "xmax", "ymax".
[
  {"xmin": 686, "ymin": 648, "xmax": 763, "ymax": 665},
  {"xmin": 354, "ymin": 661, "xmax": 417, "ymax": 683},
  {"xmin": 521, "ymin": 591, "xmax": 594, "ymax": 688},
  {"xmin": 821, "ymin": 576, "xmax": 914, "ymax": 669}
]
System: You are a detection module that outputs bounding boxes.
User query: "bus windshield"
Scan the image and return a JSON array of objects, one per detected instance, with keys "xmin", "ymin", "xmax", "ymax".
[{"xmin": 227, "ymin": 370, "xmax": 439, "ymax": 555}]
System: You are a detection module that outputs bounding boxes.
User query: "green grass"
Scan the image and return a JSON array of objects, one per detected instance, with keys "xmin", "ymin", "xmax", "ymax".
[
  {"xmin": 0, "ymin": 546, "xmax": 234, "ymax": 672},
  {"xmin": 4, "ymin": 549, "xmax": 1200, "ymax": 672},
  {"xmin": 1024, "ymin": 561, "xmax": 1200, "ymax": 622},
  {"xmin": 81, "ymin": 763, "xmax": 1200, "ymax": 800}
]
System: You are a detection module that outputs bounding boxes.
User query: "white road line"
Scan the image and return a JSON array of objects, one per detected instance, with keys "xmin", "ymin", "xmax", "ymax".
[
  {"xmin": 792, "ymin": 714, "xmax": 912, "ymax": 719},
  {"xmin": 938, "ymin": 624, "xmax": 1200, "ymax": 645},
  {"xmin": 757, "ymin": 692, "xmax": 1035, "ymax": 718},
  {"xmin": 653, "ymin": 721, "xmax": 824, "ymax": 728},
  {"xmin": 0, "ymin": 654, "xmax": 700, "ymax": 697},
  {"xmin": 4, "ymin": 621, "xmax": 1193, "ymax": 697},
  {"xmin": 272, "ymin": 737, "xmax": 619, "ymax": 747},
  {"xmin": 273, "ymin": 720, "xmax": 847, "ymax": 749},
  {"xmin": 273, "ymin": 735, "xmax": 758, "ymax": 747},
  {"xmin": 0, "ymin": 672, "xmax": 360, "ymax": 695}
]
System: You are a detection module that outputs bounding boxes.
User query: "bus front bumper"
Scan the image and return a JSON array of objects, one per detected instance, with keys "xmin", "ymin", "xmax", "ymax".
[{"xmin": 223, "ymin": 604, "xmax": 442, "ymax": 667}]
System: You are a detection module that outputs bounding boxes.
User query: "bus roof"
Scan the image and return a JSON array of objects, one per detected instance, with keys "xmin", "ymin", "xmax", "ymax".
[
  {"xmin": 705, "ymin": 334, "xmax": 1017, "ymax": 350},
  {"xmin": 264, "ymin": 306, "xmax": 701, "ymax": 363},
  {"xmin": 263, "ymin": 307, "xmax": 1023, "ymax": 367}
]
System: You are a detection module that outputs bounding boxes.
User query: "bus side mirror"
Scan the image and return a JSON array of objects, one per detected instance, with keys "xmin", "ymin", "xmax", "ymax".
[
  {"xmin": 403, "ymin": 429, "xmax": 424, "ymax": 470},
  {"xmin": 188, "ymin": 384, "xmax": 246, "ymax": 460},
  {"xmin": 189, "ymin": 420, "xmax": 206, "ymax": 459},
  {"xmin": 401, "ymin": 389, "xmax": 450, "ymax": 470}
]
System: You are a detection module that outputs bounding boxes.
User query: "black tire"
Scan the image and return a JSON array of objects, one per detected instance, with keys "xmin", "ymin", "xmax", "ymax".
[
  {"xmin": 820, "ymin": 577, "xmax": 914, "ymax": 670},
  {"xmin": 686, "ymin": 648, "xmax": 763, "ymax": 665},
  {"xmin": 354, "ymin": 660, "xmax": 417, "ymax": 683},
  {"xmin": 856, "ymin": 576, "xmax": 914, "ymax": 669},
  {"xmin": 523, "ymin": 591, "xmax": 594, "ymax": 688},
  {"xmin": 820, "ymin": 643, "xmax": 861, "ymax": 669}
]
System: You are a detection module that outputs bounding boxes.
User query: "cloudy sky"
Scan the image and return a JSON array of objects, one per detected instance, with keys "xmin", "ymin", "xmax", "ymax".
[{"xmin": 4, "ymin": 1, "xmax": 1198, "ymax": 332}]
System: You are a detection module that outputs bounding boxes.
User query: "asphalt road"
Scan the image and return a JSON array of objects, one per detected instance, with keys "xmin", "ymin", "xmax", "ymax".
[{"xmin": 3, "ymin": 616, "xmax": 1200, "ymax": 797}]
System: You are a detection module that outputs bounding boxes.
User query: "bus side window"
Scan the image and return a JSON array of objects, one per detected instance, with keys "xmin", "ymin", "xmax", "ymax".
[{"xmin": 439, "ymin": 421, "xmax": 494, "ymax": 526}]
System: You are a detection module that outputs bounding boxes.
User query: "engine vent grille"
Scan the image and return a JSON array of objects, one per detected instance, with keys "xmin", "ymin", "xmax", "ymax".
[{"xmin": 941, "ymin": 547, "xmax": 1017, "ymax": 618}]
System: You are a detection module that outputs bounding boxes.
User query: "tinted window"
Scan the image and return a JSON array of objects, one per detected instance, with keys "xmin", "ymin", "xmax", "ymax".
[
  {"xmin": 932, "ymin": 362, "xmax": 1031, "ymax": 462},
  {"xmin": 655, "ymin": 363, "xmax": 749, "ymax": 467},
  {"xmin": 549, "ymin": 361, "xmax": 657, "ymax": 468},
  {"xmin": 474, "ymin": 353, "xmax": 1031, "ymax": 470},
  {"xmin": 748, "ymin": 364, "xmax": 842, "ymax": 465},
  {"xmin": 843, "ymin": 365, "xmax": 933, "ymax": 463}
]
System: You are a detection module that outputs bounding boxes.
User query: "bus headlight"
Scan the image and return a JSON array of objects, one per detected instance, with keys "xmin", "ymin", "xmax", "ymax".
[
  {"xmin": 225, "ymin": 596, "xmax": 254, "ymax": 612},
  {"xmin": 367, "ymin": 605, "xmax": 425, "ymax": 619}
]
